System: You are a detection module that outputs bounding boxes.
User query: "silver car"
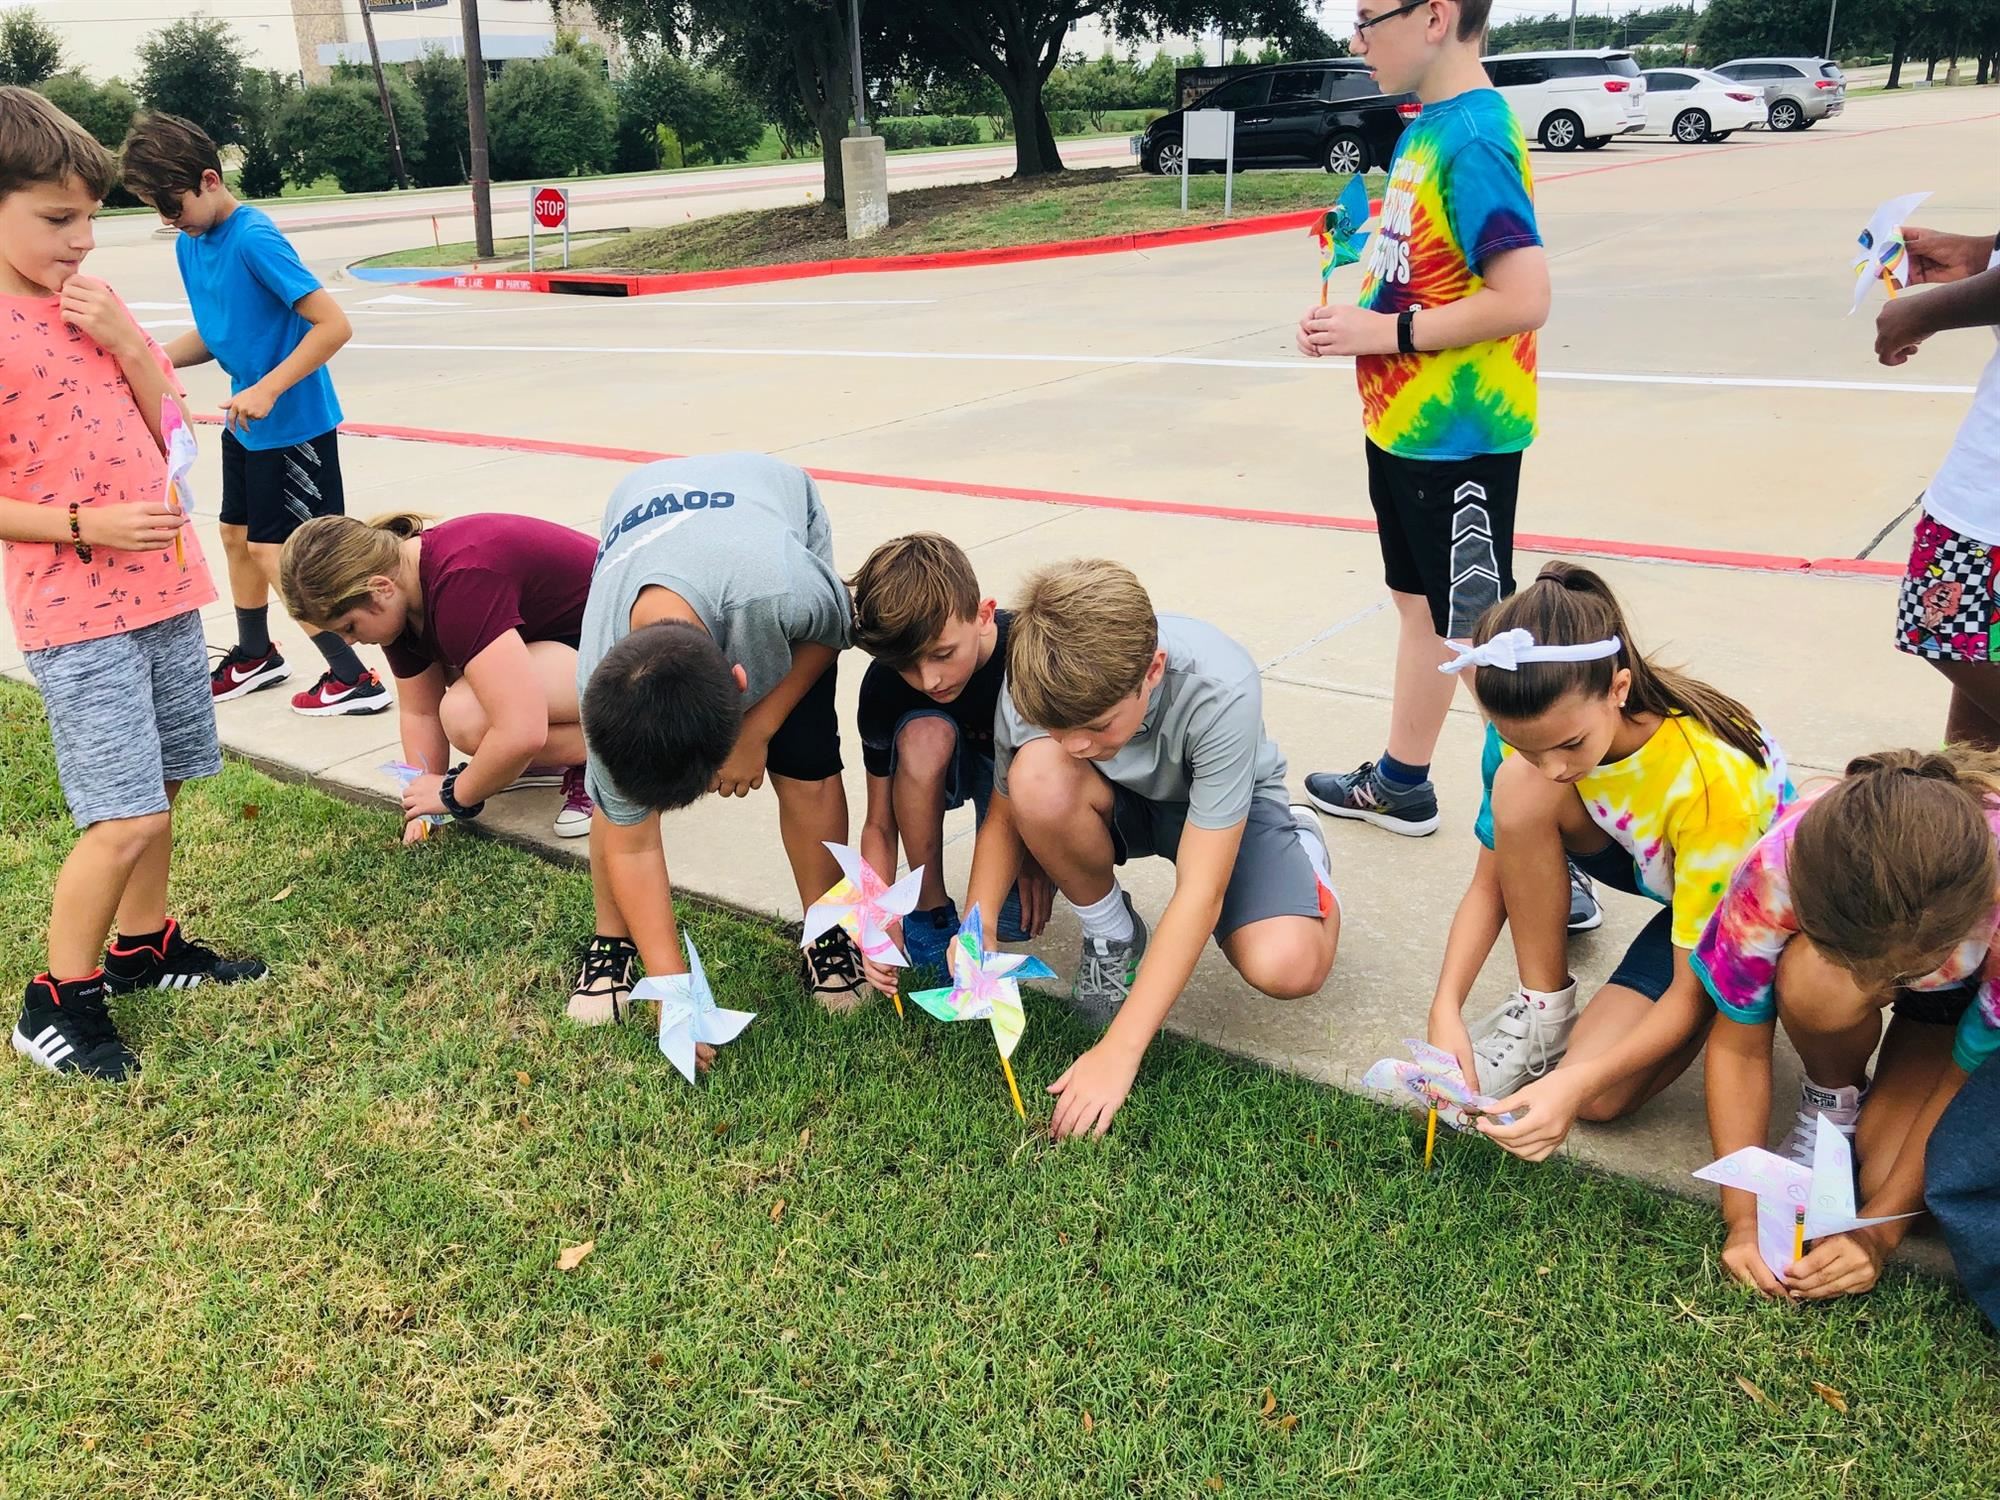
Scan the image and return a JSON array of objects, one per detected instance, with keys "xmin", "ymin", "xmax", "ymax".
[{"xmin": 1710, "ymin": 57, "xmax": 1846, "ymax": 131}]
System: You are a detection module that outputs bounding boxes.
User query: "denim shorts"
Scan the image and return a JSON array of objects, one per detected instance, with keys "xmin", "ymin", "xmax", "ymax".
[
  {"xmin": 1571, "ymin": 839, "xmax": 1676, "ymax": 1002},
  {"xmin": 885, "ymin": 708, "xmax": 995, "ymax": 819}
]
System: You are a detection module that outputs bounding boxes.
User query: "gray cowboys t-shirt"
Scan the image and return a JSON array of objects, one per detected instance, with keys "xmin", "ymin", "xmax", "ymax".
[
  {"xmin": 578, "ymin": 453, "xmax": 851, "ymax": 825},
  {"xmin": 994, "ymin": 613, "xmax": 1288, "ymax": 829}
]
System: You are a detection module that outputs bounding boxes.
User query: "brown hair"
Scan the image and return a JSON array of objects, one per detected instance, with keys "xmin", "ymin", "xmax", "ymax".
[
  {"xmin": 1455, "ymin": 0, "xmax": 1493, "ymax": 42},
  {"xmin": 847, "ymin": 533, "xmax": 981, "ymax": 669},
  {"xmin": 1469, "ymin": 561, "xmax": 1769, "ymax": 767},
  {"xmin": 1006, "ymin": 559, "xmax": 1158, "ymax": 731},
  {"xmin": 279, "ymin": 513, "xmax": 428, "ymax": 627},
  {"xmin": 117, "ymin": 112, "xmax": 221, "ymax": 214},
  {"xmin": 0, "ymin": 85, "xmax": 115, "ymax": 201}
]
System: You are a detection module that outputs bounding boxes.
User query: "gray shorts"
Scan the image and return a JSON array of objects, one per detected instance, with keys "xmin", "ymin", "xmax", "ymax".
[
  {"xmin": 1109, "ymin": 789, "xmax": 1323, "ymax": 938},
  {"xmin": 23, "ymin": 609, "xmax": 223, "ymax": 829}
]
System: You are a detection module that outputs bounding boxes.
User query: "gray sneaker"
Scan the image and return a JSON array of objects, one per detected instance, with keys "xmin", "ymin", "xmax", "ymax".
[
  {"xmin": 1072, "ymin": 893, "xmax": 1148, "ymax": 1026},
  {"xmin": 1567, "ymin": 860, "xmax": 1603, "ymax": 932},
  {"xmin": 1302, "ymin": 762, "xmax": 1440, "ymax": 837}
]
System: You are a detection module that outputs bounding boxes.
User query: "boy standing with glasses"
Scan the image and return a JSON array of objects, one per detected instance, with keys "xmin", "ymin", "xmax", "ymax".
[{"xmin": 1297, "ymin": 0, "xmax": 1551, "ymax": 842}]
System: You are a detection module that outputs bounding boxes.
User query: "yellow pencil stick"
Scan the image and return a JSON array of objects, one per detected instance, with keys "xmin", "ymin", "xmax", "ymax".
[
  {"xmin": 1000, "ymin": 1053, "xmax": 1026, "ymax": 1120},
  {"xmin": 890, "ymin": 988, "xmax": 903, "ymax": 1019},
  {"xmin": 1423, "ymin": 1105, "xmax": 1438, "ymax": 1169},
  {"xmin": 1882, "ymin": 268, "xmax": 1899, "ymax": 300},
  {"xmin": 1793, "ymin": 1206, "xmax": 1806, "ymax": 1264}
]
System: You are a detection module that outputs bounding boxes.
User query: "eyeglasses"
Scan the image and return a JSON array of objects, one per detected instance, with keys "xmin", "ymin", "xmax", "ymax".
[{"xmin": 1353, "ymin": 0, "xmax": 1432, "ymax": 35}]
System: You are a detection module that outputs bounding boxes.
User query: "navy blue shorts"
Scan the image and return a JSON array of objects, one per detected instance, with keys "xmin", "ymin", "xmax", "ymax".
[{"xmin": 1571, "ymin": 839, "xmax": 1676, "ymax": 1002}]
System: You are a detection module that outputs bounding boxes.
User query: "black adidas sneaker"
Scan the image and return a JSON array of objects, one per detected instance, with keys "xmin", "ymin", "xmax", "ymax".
[
  {"xmin": 103, "ymin": 919, "xmax": 268, "ymax": 994},
  {"xmin": 801, "ymin": 928, "xmax": 868, "ymax": 1014},
  {"xmin": 12, "ymin": 973, "xmax": 137, "ymax": 1081}
]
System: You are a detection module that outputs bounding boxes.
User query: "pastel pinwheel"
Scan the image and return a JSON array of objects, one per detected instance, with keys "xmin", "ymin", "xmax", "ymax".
[
  {"xmin": 161, "ymin": 396, "xmax": 197, "ymax": 569},
  {"xmin": 1849, "ymin": 190, "xmax": 1930, "ymax": 313},
  {"xmin": 1361, "ymin": 1040, "xmax": 1515, "ymax": 1167},
  {"xmin": 907, "ymin": 905, "xmax": 1053, "ymax": 1118},
  {"xmin": 633, "ymin": 929, "xmax": 756, "ymax": 1084},
  {"xmin": 379, "ymin": 761, "xmax": 446, "ymax": 841},
  {"xmin": 1693, "ymin": 1113, "xmax": 1919, "ymax": 1281},
  {"xmin": 801, "ymin": 841, "xmax": 925, "ymax": 1014}
]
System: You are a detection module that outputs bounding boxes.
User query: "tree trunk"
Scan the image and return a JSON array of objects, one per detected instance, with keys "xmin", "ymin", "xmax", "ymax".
[
  {"xmin": 1926, "ymin": 55, "xmax": 1938, "ymax": 81},
  {"xmin": 1033, "ymin": 97, "xmax": 1060, "ymax": 170},
  {"xmin": 789, "ymin": 15, "xmax": 853, "ymax": 211},
  {"xmin": 1888, "ymin": 30, "xmax": 1906, "ymax": 87},
  {"xmin": 997, "ymin": 60, "xmax": 1057, "ymax": 175}
]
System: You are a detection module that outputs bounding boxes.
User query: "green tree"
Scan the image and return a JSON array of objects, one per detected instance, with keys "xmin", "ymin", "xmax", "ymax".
[
  {"xmin": 616, "ymin": 45, "xmax": 767, "ymax": 170},
  {"xmin": 35, "ymin": 73, "xmax": 135, "ymax": 147},
  {"xmin": 487, "ymin": 55, "xmax": 618, "ymax": 180},
  {"xmin": 276, "ymin": 76, "xmax": 427, "ymax": 194},
  {"xmin": 235, "ymin": 68, "xmax": 297, "ymax": 200},
  {"xmin": 0, "ymin": 6, "xmax": 63, "ymax": 87},
  {"xmin": 406, "ymin": 47, "xmax": 470, "ymax": 187},
  {"xmin": 136, "ymin": 15, "xmax": 247, "ymax": 147}
]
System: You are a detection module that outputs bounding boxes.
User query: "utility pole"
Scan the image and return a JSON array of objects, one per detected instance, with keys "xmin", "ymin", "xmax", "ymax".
[
  {"xmin": 1824, "ymin": 0, "xmax": 1839, "ymax": 60},
  {"xmin": 357, "ymin": 0, "xmax": 410, "ymax": 190},
  {"xmin": 461, "ymin": 0, "xmax": 494, "ymax": 258},
  {"xmin": 848, "ymin": 0, "xmax": 867, "ymax": 130},
  {"xmin": 1567, "ymin": 0, "xmax": 1578, "ymax": 49}
]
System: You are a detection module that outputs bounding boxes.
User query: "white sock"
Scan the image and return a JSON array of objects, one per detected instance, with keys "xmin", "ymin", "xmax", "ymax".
[{"xmin": 1075, "ymin": 882, "xmax": 1135, "ymax": 944}]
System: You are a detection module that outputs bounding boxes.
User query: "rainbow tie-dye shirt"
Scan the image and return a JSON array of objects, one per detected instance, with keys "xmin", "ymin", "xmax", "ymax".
[
  {"xmin": 1694, "ymin": 789, "xmax": 2000, "ymax": 1075},
  {"xmin": 1356, "ymin": 88, "xmax": 1541, "ymax": 462}
]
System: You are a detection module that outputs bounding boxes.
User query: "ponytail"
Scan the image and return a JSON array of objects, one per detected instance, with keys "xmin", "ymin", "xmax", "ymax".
[{"xmin": 278, "ymin": 512, "xmax": 429, "ymax": 627}]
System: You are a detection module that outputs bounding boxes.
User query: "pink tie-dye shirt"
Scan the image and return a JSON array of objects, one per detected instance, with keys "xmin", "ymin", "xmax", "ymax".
[{"xmin": 1693, "ymin": 788, "xmax": 2000, "ymax": 1074}]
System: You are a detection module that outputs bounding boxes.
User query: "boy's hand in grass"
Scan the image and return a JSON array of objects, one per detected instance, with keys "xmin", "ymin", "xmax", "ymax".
[
  {"xmin": 1721, "ymin": 1224, "xmax": 1787, "ymax": 1299},
  {"xmin": 1786, "ymin": 1230, "xmax": 1885, "ymax": 1302},
  {"xmin": 862, "ymin": 941, "xmax": 899, "ymax": 998},
  {"xmin": 1477, "ymin": 1068, "xmax": 1587, "ymax": 1162},
  {"xmin": 1048, "ymin": 1038, "xmax": 1142, "ymax": 1140},
  {"xmin": 712, "ymin": 731, "xmax": 769, "ymax": 797},
  {"xmin": 401, "ymin": 771, "xmax": 447, "ymax": 820},
  {"xmin": 1015, "ymin": 859, "xmax": 1055, "ymax": 938}
]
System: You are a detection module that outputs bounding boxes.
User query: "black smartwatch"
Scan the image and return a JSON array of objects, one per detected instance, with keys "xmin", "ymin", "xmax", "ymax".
[
  {"xmin": 438, "ymin": 763, "xmax": 485, "ymax": 821},
  {"xmin": 1396, "ymin": 307, "xmax": 1419, "ymax": 355}
]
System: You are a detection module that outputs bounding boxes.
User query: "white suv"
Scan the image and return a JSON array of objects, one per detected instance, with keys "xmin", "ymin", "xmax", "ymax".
[{"xmin": 1483, "ymin": 49, "xmax": 1648, "ymax": 151}]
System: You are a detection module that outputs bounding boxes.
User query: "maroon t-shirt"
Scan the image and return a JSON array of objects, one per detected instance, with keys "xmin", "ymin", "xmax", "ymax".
[{"xmin": 381, "ymin": 514, "xmax": 595, "ymax": 679}]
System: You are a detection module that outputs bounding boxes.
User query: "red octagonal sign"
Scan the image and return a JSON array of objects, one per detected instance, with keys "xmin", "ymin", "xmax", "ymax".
[{"xmin": 532, "ymin": 186, "xmax": 568, "ymax": 230}]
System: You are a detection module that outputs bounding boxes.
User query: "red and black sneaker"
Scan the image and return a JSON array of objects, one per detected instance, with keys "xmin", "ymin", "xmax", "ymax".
[
  {"xmin": 211, "ymin": 644, "xmax": 291, "ymax": 702},
  {"xmin": 12, "ymin": 972, "xmax": 137, "ymax": 1081},
  {"xmin": 103, "ymin": 919, "xmax": 268, "ymax": 994},
  {"xmin": 291, "ymin": 668, "xmax": 392, "ymax": 718}
]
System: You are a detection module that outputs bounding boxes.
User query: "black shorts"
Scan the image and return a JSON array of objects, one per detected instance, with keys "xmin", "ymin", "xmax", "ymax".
[
  {"xmin": 219, "ymin": 428, "xmax": 346, "ymax": 545},
  {"xmin": 1571, "ymin": 839, "xmax": 1676, "ymax": 1002},
  {"xmin": 1893, "ymin": 982, "xmax": 1976, "ymax": 1027},
  {"xmin": 763, "ymin": 655, "xmax": 843, "ymax": 782},
  {"xmin": 1366, "ymin": 440, "xmax": 1521, "ymax": 639}
]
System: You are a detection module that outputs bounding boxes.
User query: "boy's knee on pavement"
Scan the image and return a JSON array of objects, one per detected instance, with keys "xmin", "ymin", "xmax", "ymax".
[
  {"xmin": 1230, "ymin": 922, "xmax": 1335, "ymax": 1000},
  {"xmin": 1008, "ymin": 737, "xmax": 1092, "ymax": 824},
  {"xmin": 893, "ymin": 714, "xmax": 957, "ymax": 782}
]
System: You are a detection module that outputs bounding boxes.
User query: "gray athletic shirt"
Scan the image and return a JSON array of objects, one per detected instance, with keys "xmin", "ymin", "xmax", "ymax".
[
  {"xmin": 994, "ymin": 613, "xmax": 1289, "ymax": 830},
  {"xmin": 578, "ymin": 453, "xmax": 851, "ymax": 825}
]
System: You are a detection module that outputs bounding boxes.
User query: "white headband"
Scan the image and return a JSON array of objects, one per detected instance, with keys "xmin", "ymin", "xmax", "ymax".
[{"xmin": 1439, "ymin": 628, "xmax": 1623, "ymax": 676}]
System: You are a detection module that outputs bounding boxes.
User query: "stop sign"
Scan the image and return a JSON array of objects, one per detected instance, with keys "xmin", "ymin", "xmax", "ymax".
[{"xmin": 532, "ymin": 186, "xmax": 568, "ymax": 231}]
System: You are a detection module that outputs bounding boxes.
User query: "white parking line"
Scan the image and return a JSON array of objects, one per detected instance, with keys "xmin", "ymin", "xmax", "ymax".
[{"xmin": 344, "ymin": 339, "xmax": 1977, "ymax": 397}]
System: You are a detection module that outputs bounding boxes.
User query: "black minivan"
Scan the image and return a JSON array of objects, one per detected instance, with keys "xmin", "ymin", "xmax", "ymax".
[{"xmin": 1138, "ymin": 60, "xmax": 1418, "ymax": 176}]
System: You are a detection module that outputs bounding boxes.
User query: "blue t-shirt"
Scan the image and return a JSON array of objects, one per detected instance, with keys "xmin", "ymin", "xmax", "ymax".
[{"xmin": 175, "ymin": 204, "xmax": 342, "ymax": 451}]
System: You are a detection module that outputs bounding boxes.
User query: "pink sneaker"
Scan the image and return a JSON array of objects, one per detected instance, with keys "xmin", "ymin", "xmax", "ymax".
[{"xmin": 554, "ymin": 765, "xmax": 593, "ymax": 838}]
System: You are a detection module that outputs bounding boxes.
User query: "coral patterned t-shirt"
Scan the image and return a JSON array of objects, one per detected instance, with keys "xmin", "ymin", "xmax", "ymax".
[
  {"xmin": 1355, "ymin": 87, "xmax": 1542, "ymax": 462},
  {"xmin": 0, "ymin": 293, "xmax": 212, "ymax": 652}
]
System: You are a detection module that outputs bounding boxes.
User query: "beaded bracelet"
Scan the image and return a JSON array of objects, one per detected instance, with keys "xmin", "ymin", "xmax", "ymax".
[{"xmin": 68, "ymin": 502, "xmax": 91, "ymax": 563}]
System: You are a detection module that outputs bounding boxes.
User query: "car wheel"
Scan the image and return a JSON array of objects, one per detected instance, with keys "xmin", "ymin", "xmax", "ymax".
[
  {"xmin": 1539, "ymin": 111, "xmax": 1582, "ymax": 151},
  {"xmin": 1768, "ymin": 98, "xmax": 1803, "ymax": 131},
  {"xmin": 1707, "ymin": 129, "xmax": 1733, "ymax": 141},
  {"xmin": 1151, "ymin": 138, "xmax": 1184, "ymax": 176},
  {"xmin": 1579, "ymin": 136, "xmax": 1610, "ymax": 150},
  {"xmin": 1799, "ymin": 116, "xmax": 1818, "ymax": 128},
  {"xmin": 1673, "ymin": 109, "xmax": 1709, "ymax": 144},
  {"xmin": 1322, "ymin": 131, "xmax": 1367, "ymax": 176}
]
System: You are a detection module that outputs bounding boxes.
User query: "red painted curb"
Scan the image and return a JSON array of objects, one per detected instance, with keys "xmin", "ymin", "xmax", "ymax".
[
  {"xmin": 198, "ymin": 412, "xmax": 1898, "ymax": 582},
  {"xmin": 415, "ymin": 205, "xmax": 1343, "ymax": 297}
]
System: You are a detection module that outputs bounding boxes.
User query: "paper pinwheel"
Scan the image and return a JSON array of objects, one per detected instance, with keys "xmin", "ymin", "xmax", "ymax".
[
  {"xmin": 907, "ymin": 904, "xmax": 1053, "ymax": 1118},
  {"xmin": 161, "ymin": 396, "xmax": 197, "ymax": 569},
  {"xmin": 1692, "ymin": 1113, "xmax": 1920, "ymax": 1281},
  {"xmin": 379, "ymin": 761, "xmax": 447, "ymax": 841},
  {"xmin": 801, "ymin": 841, "xmax": 925, "ymax": 1015},
  {"xmin": 633, "ymin": 929, "xmax": 756, "ymax": 1083},
  {"xmin": 1361, "ymin": 1040, "xmax": 1516, "ymax": 1167},
  {"xmin": 1311, "ymin": 173, "xmax": 1373, "ymax": 305},
  {"xmin": 1850, "ymin": 190, "xmax": 1931, "ymax": 313}
]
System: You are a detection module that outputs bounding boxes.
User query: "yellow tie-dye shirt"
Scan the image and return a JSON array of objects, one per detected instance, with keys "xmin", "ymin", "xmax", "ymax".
[{"xmin": 1356, "ymin": 87, "xmax": 1541, "ymax": 462}]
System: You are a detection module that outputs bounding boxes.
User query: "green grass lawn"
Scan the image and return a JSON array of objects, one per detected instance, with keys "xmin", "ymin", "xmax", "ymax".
[{"xmin": 1, "ymin": 678, "xmax": 1994, "ymax": 1497}]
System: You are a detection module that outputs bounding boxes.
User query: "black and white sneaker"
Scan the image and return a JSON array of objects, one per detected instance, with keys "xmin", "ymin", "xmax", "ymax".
[
  {"xmin": 567, "ymin": 935, "xmax": 639, "ymax": 1026},
  {"xmin": 801, "ymin": 928, "xmax": 868, "ymax": 1014},
  {"xmin": 1566, "ymin": 860, "xmax": 1603, "ymax": 933},
  {"xmin": 12, "ymin": 973, "xmax": 138, "ymax": 1081},
  {"xmin": 103, "ymin": 919, "xmax": 268, "ymax": 994}
]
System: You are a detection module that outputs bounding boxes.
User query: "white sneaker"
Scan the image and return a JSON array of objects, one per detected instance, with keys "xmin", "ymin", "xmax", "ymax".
[
  {"xmin": 1470, "ymin": 981, "xmax": 1578, "ymax": 1096},
  {"xmin": 1784, "ymin": 1078, "xmax": 1866, "ymax": 1165}
]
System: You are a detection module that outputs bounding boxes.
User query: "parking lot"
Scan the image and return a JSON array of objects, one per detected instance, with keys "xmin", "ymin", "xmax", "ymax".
[{"xmin": 12, "ymin": 79, "xmax": 1996, "ymax": 1193}]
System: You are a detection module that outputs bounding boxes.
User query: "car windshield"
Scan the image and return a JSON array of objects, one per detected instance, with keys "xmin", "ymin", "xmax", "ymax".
[
  {"xmin": 1606, "ymin": 54, "xmax": 1641, "ymax": 77},
  {"xmin": 1819, "ymin": 62, "xmax": 1844, "ymax": 79}
]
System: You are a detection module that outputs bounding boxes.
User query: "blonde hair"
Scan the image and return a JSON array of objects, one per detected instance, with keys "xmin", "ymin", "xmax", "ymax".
[
  {"xmin": 848, "ymin": 533, "xmax": 981, "ymax": 669},
  {"xmin": 1790, "ymin": 746, "xmax": 2000, "ymax": 983},
  {"xmin": 0, "ymin": 85, "xmax": 115, "ymax": 201},
  {"xmin": 1006, "ymin": 559, "xmax": 1158, "ymax": 730},
  {"xmin": 278, "ymin": 513, "xmax": 428, "ymax": 627}
]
